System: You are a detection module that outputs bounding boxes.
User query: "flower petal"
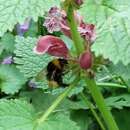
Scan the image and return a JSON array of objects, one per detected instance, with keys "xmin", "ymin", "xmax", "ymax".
[
  {"xmin": 34, "ymin": 35, "xmax": 68, "ymax": 58},
  {"xmin": 33, "ymin": 36, "xmax": 53, "ymax": 54},
  {"xmin": 78, "ymin": 22, "xmax": 96, "ymax": 42},
  {"xmin": 1, "ymin": 56, "xmax": 13, "ymax": 64}
]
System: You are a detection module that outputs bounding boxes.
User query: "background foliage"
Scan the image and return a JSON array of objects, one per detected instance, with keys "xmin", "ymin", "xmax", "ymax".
[{"xmin": 0, "ymin": 0, "xmax": 130, "ymax": 130}]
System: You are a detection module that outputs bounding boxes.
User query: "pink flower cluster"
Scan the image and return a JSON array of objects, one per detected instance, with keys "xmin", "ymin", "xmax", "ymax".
[
  {"xmin": 34, "ymin": 7, "xmax": 96, "ymax": 70},
  {"xmin": 43, "ymin": 7, "xmax": 96, "ymax": 43}
]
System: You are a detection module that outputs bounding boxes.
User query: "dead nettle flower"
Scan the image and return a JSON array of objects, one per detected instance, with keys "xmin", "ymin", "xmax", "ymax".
[
  {"xmin": 43, "ymin": 7, "xmax": 82, "ymax": 35},
  {"xmin": 33, "ymin": 35, "xmax": 69, "ymax": 58},
  {"xmin": 1, "ymin": 56, "xmax": 13, "ymax": 64},
  {"xmin": 43, "ymin": 7, "xmax": 96, "ymax": 43},
  {"xmin": 17, "ymin": 18, "xmax": 31, "ymax": 36},
  {"xmin": 43, "ymin": 7, "xmax": 66, "ymax": 33},
  {"xmin": 78, "ymin": 22, "xmax": 96, "ymax": 43},
  {"xmin": 79, "ymin": 50, "xmax": 93, "ymax": 70}
]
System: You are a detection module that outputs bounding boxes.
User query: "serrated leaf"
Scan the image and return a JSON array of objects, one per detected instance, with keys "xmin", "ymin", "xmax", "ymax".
[
  {"xmin": 0, "ymin": 0, "xmax": 60, "ymax": 36},
  {"xmin": 63, "ymin": 70, "xmax": 76, "ymax": 85},
  {"xmin": 71, "ymin": 110, "xmax": 90, "ymax": 130},
  {"xmin": 113, "ymin": 108, "xmax": 130, "ymax": 130},
  {"xmin": 0, "ymin": 99, "xmax": 35, "ymax": 130},
  {"xmin": 20, "ymin": 90, "xmax": 87, "ymax": 112},
  {"xmin": 105, "ymin": 94, "xmax": 130, "ymax": 109},
  {"xmin": 109, "ymin": 62, "xmax": 130, "ymax": 81},
  {"xmin": 25, "ymin": 20, "xmax": 38, "ymax": 37},
  {"xmin": 36, "ymin": 113, "xmax": 80, "ymax": 130},
  {"xmin": 0, "ymin": 99, "xmax": 80, "ymax": 130},
  {"xmin": 0, "ymin": 65, "xmax": 26, "ymax": 94},
  {"xmin": 68, "ymin": 79, "xmax": 85, "ymax": 97},
  {"xmin": 80, "ymin": 0, "xmax": 130, "ymax": 65},
  {"xmin": 0, "ymin": 32, "xmax": 15, "ymax": 52},
  {"xmin": 14, "ymin": 36, "xmax": 54, "ymax": 78}
]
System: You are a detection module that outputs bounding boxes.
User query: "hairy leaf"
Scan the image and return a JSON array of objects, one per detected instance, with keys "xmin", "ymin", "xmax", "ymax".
[
  {"xmin": 105, "ymin": 94, "xmax": 130, "ymax": 109},
  {"xmin": 113, "ymin": 108, "xmax": 130, "ymax": 130},
  {"xmin": 80, "ymin": 0, "xmax": 130, "ymax": 65},
  {"xmin": 36, "ymin": 113, "xmax": 80, "ymax": 130},
  {"xmin": 0, "ymin": 65, "xmax": 26, "ymax": 94},
  {"xmin": 0, "ymin": 0, "xmax": 60, "ymax": 36},
  {"xmin": 0, "ymin": 99, "xmax": 80, "ymax": 130},
  {"xmin": 71, "ymin": 110, "xmax": 90, "ymax": 130},
  {"xmin": 20, "ymin": 90, "xmax": 87, "ymax": 112},
  {"xmin": 109, "ymin": 62, "xmax": 130, "ymax": 81},
  {"xmin": 14, "ymin": 36, "xmax": 54, "ymax": 78},
  {"xmin": 0, "ymin": 99, "xmax": 35, "ymax": 130},
  {"xmin": 0, "ymin": 33, "xmax": 15, "ymax": 52}
]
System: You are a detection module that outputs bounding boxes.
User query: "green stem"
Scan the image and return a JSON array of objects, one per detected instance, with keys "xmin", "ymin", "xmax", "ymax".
[
  {"xmin": 85, "ymin": 78, "xmax": 119, "ymax": 130},
  {"xmin": 97, "ymin": 82, "xmax": 126, "ymax": 88},
  {"xmin": 66, "ymin": 2, "xmax": 119, "ymax": 130},
  {"xmin": 67, "ymin": 5, "xmax": 84, "ymax": 55},
  {"xmin": 80, "ymin": 93, "xmax": 106, "ymax": 130},
  {"xmin": 37, "ymin": 87, "xmax": 73, "ymax": 124},
  {"xmin": 35, "ymin": 77, "xmax": 79, "ymax": 127}
]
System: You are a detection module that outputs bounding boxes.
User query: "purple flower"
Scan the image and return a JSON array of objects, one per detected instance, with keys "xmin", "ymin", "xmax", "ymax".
[
  {"xmin": 43, "ymin": 7, "xmax": 66, "ymax": 33},
  {"xmin": 78, "ymin": 22, "xmax": 96, "ymax": 43},
  {"xmin": 43, "ymin": 7, "xmax": 96, "ymax": 43},
  {"xmin": 1, "ymin": 56, "xmax": 13, "ymax": 64},
  {"xmin": 17, "ymin": 18, "xmax": 31, "ymax": 36},
  {"xmin": 28, "ymin": 79, "xmax": 37, "ymax": 88}
]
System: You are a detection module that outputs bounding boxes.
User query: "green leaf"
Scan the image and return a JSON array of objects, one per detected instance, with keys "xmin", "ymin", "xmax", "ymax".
[
  {"xmin": 14, "ymin": 36, "xmax": 54, "ymax": 78},
  {"xmin": 0, "ymin": 32, "xmax": 15, "ymax": 52},
  {"xmin": 25, "ymin": 20, "xmax": 38, "ymax": 37},
  {"xmin": 0, "ymin": 44, "xmax": 4, "ymax": 55},
  {"xmin": 0, "ymin": 65, "xmax": 26, "ymax": 94},
  {"xmin": 36, "ymin": 113, "xmax": 80, "ymax": 130},
  {"xmin": 68, "ymin": 79, "xmax": 85, "ymax": 97},
  {"xmin": 109, "ymin": 62, "xmax": 130, "ymax": 81},
  {"xmin": 0, "ymin": 99, "xmax": 80, "ymax": 130},
  {"xmin": 20, "ymin": 90, "xmax": 87, "ymax": 112},
  {"xmin": 112, "ymin": 108, "xmax": 130, "ymax": 130},
  {"xmin": 105, "ymin": 94, "xmax": 130, "ymax": 109},
  {"xmin": 0, "ymin": 0, "xmax": 60, "ymax": 36},
  {"xmin": 63, "ymin": 70, "xmax": 76, "ymax": 85},
  {"xmin": 0, "ymin": 99, "xmax": 35, "ymax": 130},
  {"xmin": 71, "ymin": 110, "xmax": 90, "ymax": 130},
  {"xmin": 80, "ymin": 0, "xmax": 130, "ymax": 65}
]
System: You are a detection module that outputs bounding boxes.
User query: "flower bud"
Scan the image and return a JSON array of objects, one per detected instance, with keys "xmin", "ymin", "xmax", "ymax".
[{"xmin": 79, "ymin": 51, "xmax": 93, "ymax": 70}]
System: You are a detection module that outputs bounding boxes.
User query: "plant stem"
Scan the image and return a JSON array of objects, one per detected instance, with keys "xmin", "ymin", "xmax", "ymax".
[
  {"xmin": 66, "ymin": 3, "xmax": 119, "ymax": 130},
  {"xmin": 35, "ymin": 77, "xmax": 79, "ymax": 126},
  {"xmin": 67, "ymin": 5, "xmax": 84, "ymax": 55},
  {"xmin": 80, "ymin": 93, "xmax": 106, "ymax": 130},
  {"xmin": 85, "ymin": 78, "xmax": 119, "ymax": 130},
  {"xmin": 97, "ymin": 82, "xmax": 126, "ymax": 88}
]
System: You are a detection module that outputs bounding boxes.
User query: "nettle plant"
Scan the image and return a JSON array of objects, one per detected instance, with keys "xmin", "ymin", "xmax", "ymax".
[{"xmin": 0, "ymin": 0, "xmax": 130, "ymax": 130}]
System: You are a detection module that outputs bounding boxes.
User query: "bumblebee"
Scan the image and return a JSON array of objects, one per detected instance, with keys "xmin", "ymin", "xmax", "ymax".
[{"xmin": 46, "ymin": 59, "xmax": 68, "ymax": 88}]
